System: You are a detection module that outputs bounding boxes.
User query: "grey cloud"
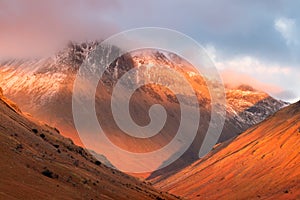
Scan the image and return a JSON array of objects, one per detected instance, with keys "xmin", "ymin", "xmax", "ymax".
[
  {"xmin": 114, "ymin": 0, "xmax": 300, "ymax": 67},
  {"xmin": 273, "ymin": 90, "xmax": 298, "ymax": 102}
]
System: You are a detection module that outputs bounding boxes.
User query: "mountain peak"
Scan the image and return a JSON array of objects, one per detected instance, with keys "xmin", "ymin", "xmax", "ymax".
[
  {"xmin": 236, "ymin": 84, "xmax": 256, "ymax": 92},
  {"xmin": 54, "ymin": 41, "xmax": 99, "ymax": 69}
]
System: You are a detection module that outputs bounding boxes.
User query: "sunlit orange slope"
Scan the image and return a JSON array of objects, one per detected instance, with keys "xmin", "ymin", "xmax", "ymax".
[
  {"xmin": 0, "ymin": 88, "xmax": 180, "ymax": 200},
  {"xmin": 155, "ymin": 101, "xmax": 300, "ymax": 200}
]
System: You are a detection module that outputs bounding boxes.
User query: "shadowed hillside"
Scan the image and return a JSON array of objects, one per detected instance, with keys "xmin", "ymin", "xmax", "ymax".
[{"xmin": 0, "ymin": 88, "xmax": 180, "ymax": 200}]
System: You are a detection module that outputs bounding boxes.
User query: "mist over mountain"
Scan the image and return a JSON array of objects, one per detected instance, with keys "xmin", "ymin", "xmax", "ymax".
[{"xmin": 0, "ymin": 42, "xmax": 287, "ymax": 175}]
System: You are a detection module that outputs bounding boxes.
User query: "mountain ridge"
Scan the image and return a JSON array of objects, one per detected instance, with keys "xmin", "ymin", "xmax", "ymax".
[
  {"xmin": 0, "ymin": 42, "xmax": 288, "ymax": 175},
  {"xmin": 154, "ymin": 100, "xmax": 300, "ymax": 199},
  {"xmin": 0, "ymin": 87, "xmax": 180, "ymax": 200}
]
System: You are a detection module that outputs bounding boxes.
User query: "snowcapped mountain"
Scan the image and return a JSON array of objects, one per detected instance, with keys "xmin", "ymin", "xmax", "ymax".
[
  {"xmin": 223, "ymin": 85, "xmax": 288, "ymax": 141},
  {"xmin": 0, "ymin": 42, "xmax": 287, "ymax": 174}
]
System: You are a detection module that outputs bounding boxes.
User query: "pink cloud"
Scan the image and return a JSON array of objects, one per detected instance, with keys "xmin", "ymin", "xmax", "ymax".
[
  {"xmin": 0, "ymin": 0, "xmax": 120, "ymax": 59},
  {"xmin": 221, "ymin": 69, "xmax": 283, "ymax": 94}
]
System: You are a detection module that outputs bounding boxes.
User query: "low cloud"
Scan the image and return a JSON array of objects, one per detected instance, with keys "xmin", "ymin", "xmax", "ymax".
[
  {"xmin": 205, "ymin": 44, "xmax": 293, "ymax": 76},
  {"xmin": 0, "ymin": 0, "xmax": 120, "ymax": 59},
  {"xmin": 220, "ymin": 69, "xmax": 299, "ymax": 102},
  {"xmin": 273, "ymin": 90, "xmax": 298, "ymax": 102},
  {"xmin": 204, "ymin": 44, "xmax": 299, "ymax": 102},
  {"xmin": 220, "ymin": 69, "xmax": 282, "ymax": 94},
  {"xmin": 216, "ymin": 56, "xmax": 292, "ymax": 75}
]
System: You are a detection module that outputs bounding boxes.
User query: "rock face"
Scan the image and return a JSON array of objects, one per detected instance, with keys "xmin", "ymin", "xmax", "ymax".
[
  {"xmin": 154, "ymin": 101, "xmax": 300, "ymax": 199},
  {"xmin": 0, "ymin": 43, "xmax": 287, "ymax": 174},
  {"xmin": 0, "ymin": 90, "xmax": 180, "ymax": 200},
  {"xmin": 223, "ymin": 87, "xmax": 288, "ymax": 141}
]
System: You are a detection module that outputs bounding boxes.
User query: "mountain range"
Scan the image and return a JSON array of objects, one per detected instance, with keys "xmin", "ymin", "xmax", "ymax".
[
  {"xmin": 0, "ymin": 42, "xmax": 287, "ymax": 175},
  {"xmin": 0, "ymin": 41, "xmax": 298, "ymax": 199}
]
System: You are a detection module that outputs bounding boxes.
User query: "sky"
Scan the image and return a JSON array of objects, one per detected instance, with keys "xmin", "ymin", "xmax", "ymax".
[{"xmin": 0, "ymin": 0, "xmax": 299, "ymax": 102}]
